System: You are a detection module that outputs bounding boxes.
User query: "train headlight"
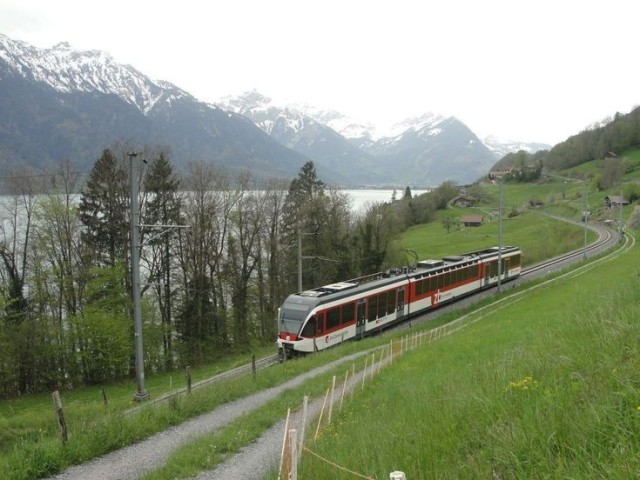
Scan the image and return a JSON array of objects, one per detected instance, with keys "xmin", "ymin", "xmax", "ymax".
[{"xmin": 286, "ymin": 335, "xmax": 291, "ymax": 341}]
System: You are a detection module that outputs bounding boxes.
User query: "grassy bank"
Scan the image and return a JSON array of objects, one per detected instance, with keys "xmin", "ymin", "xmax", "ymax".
[
  {"xmin": 395, "ymin": 209, "xmax": 593, "ymax": 266},
  {"xmin": 294, "ymin": 237, "xmax": 640, "ymax": 478}
]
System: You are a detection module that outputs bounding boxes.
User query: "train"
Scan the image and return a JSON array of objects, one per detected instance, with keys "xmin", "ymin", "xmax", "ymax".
[{"xmin": 277, "ymin": 245, "xmax": 522, "ymax": 358}]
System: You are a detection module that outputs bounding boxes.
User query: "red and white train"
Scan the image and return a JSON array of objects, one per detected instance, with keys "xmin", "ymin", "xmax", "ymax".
[{"xmin": 277, "ymin": 245, "xmax": 522, "ymax": 358}]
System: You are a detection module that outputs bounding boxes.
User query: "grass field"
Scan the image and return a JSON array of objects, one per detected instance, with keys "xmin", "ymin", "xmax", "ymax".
[
  {"xmin": 393, "ymin": 197, "xmax": 596, "ymax": 267},
  {"xmin": 293, "ymin": 236, "xmax": 640, "ymax": 479},
  {"xmin": 0, "ymin": 171, "xmax": 636, "ymax": 479}
]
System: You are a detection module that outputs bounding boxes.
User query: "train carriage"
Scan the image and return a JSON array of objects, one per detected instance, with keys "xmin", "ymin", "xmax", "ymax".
[{"xmin": 277, "ymin": 246, "xmax": 521, "ymax": 358}]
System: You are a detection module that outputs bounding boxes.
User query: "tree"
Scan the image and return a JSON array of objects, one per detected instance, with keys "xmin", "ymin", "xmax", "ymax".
[
  {"xmin": 176, "ymin": 162, "xmax": 232, "ymax": 363},
  {"xmin": 281, "ymin": 161, "xmax": 327, "ymax": 291},
  {"xmin": 599, "ymin": 156, "xmax": 624, "ymax": 190},
  {"xmin": 354, "ymin": 203, "xmax": 395, "ymax": 274},
  {"xmin": 142, "ymin": 151, "xmax": 182, "ymax": 369},
  {"xmin": 78, "ymin": 149, "xmax": 130, "ymax": 268},
  {"xmin": 29, "ymin": 161, "xmax": 85, "ymax": 389},
  {"xmin": 282, "ymin": 163, "xmax": 357, "ymax": 290},
  {"xmin": 0, "ymin": 168, "xmax": 41, "ymax": 394},
  {"xmin": 224, "ymin": 172, "xmax": 265, "ymax": 349},
  {"xmin": 73, "ymin": 264, "xmax": 131, "ymax": 384},
  {"xmin": 257, "ymin": 178, "xmax": 289, "ymax": 340},
  {"xmin": 442, "ymin": 216, "xmax": 459, "ymax": 233}
]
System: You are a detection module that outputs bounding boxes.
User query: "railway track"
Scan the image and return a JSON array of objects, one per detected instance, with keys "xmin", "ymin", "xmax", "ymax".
[
  {"xmin": 390, "ymin": 219, "xmax": 622, "ymax": 332},
  {"xmin": 521, "ymin": 219, "xmax": 617, "ymax": 280},
  {"xmin": 130, "ymin": 219, "xmax": 621, "ymax": 411},
  {"xmin": 125, "ymin": 353, "xmax": 281, "ymax": 414}
]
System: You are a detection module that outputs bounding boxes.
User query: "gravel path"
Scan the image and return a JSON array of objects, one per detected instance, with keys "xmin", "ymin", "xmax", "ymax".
[
  {"xmin": 47, "ymin": 350, "xmax": 373, "ymax": 480},
  {"xmin": 195, "ymin": 358, "xmax": 377, "ymax": 480}
]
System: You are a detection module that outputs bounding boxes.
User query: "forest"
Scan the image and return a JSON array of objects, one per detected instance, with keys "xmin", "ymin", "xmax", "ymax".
[{"xmin": 0, "ymin": 143, "xmax": 458, "ymax": 398}]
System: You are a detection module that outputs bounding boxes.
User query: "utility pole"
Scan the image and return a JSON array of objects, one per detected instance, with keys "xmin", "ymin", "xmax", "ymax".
[
  {"xmin": 297, "ymin": 223, "xmax": 315, "ymax": 292},
  {"xmin": 583, "ymin": 182, "xmax": 588, "ymax": 259},
  {"xmin": 619, "ymin": 188, "xmax": 624, "ymax": 242},
  {"xmin": 497, "ymin": 179, "xmax": 503, "ymax": 293},
  {"xmin": 129, "ymin": 152, "xmax": 149, "ymax": 402}
]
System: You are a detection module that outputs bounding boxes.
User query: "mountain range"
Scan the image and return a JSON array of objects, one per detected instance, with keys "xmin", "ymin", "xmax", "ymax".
[{"xmin": 0, "ymin": 33, "xmax": 549, "ymax": 187}]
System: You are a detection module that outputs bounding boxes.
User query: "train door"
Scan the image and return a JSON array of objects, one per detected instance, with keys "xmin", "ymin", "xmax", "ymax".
[
  {"xmin": 396, "ymin": 287, "xmax": 405, "ymax": 320},
  {"xmin": 313, "ymin": 313, "xmax": 325, "ymax": 352},
  {"xmin": 484, "ymin": 263, "xmax": 490, "ymax": 286},
  {"xmin": 356, "ymin": 300, "xmax": 366, "ymax": 339},
  {"xmin": 503, "ymin": 257, "xmax": 510, "ymax": 280}
]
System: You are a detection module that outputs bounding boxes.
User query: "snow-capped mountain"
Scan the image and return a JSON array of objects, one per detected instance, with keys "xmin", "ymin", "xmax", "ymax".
[
  {"xmin": 0, "ymin": 34, "xmax": 310, "ymax": 178},
  {"xmin": 0, "ymin": 34, "xmax": 189, "ymax": 114},
  {"xmin": 222, "ymin": 91, "xmax": 500, "ymax": 185},
  {"xmin": 483, "ymin": 135, "xmax": 550, "ymax": 158},
  {"xmin": 0, "ymin": 33, "xmax": 548, "ymax": 186},
  {"xmin": 219, "ymin": 91, "xmax": 383, "ymax": 184}
]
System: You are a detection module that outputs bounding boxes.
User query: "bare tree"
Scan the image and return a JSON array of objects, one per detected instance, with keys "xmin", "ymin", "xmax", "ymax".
[
  {"xmin": 176, "ymin": 162, "xmax": 236, "ymax": 363},
  {"xmin": 0, "ymin": 167, "xmax": 42, "ymax": 394}
]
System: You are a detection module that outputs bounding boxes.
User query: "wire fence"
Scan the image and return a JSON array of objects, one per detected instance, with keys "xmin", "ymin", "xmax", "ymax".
[{"xmin": 276, "ymin": 326, "xmax": 456, "ymax": 479}]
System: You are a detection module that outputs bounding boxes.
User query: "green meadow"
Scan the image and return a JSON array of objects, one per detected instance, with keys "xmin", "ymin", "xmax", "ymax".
[
  {"xmin": 0, "ymin": 172, "xmax": 636, "ymax": 479},
  {"xmin": 295, "ymin": 237, "xmax": 640, "ymax": 479}
]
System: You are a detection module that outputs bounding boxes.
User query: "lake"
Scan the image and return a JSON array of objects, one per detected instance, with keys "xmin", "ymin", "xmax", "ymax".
[{"xmin": 344, "ymin": 188, "xmax": 429, "ymax": 212}]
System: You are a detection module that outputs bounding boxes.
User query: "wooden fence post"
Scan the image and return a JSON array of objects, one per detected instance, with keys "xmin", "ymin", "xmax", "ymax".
[
  {"xmin": 100, "ymin": 387, "xmax": 108, "ymax": 406},
  {"xmin": 185, "ymin": 366, "xmax": 192, "ymax": 394},
  {"xmin": 52, "ymin": 390, "xmax": 68, "ymax": 444},
  {"xmin": 339, "ymin": 370, "xmax": 349, "ymax": 411},
  {"xmin": 315, "ymin": 387, "xmax": 331, "ymax": 440},
  {"xmin": 361, "ymin": 355, "xmax": 368, "ymax": 390},
  {"xmin": 327, "ymin": 376, "xmax": 336, "ymax": 425},
  {"xmin": 289, "ymin": 429, "xmax": 298, "ymax": 480},
  {"xmin": 251, "ymin": 353, "xmax": 256, "ymax": 380},
  {"xmin": 278, "ymin": 409, "xmax": 291, "ymax": 480},
  {"xmin": 298, "ymin": 396, "xmax": 308, "ymax": 456}
]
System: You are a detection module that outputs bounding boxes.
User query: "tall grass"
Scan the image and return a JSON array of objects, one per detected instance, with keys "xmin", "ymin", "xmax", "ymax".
[{"xmin": 294, "ymin": 241, "xmax": 640, "ymax": 479}]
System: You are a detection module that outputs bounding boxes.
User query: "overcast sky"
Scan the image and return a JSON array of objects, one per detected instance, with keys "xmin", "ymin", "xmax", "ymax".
[{"xmin": 1, "ymin": 0, "xmax": 638, "ymax": 145}]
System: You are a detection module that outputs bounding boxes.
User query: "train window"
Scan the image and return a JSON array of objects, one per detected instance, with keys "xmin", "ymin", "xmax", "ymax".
[
  {"xmin": 416, "ymin": 280, "xmax": 423, "ymax": 296},
  {"xmin": 489, "ymin": 261, "xmax": 498, "ymax": 277},
  {"xmin": 387, "ymin": 290, "xmax": 396, "ymax": 314},
  {"xmin": 326, "ymin": 307, "xmax": 340, "ymax": 330},
  {"xmin": 368, "ymin": 296, "xmax": 377, "ymax": 322},
  {"xmin": 316, "ymin": 313, "xmax": 324, "ymax": 335},
  {"xmin": 342, "ymin": 302, "xmax": 354, "ymax": 324},
  {"xmin": 377, "ymin": 292, "xmax": 387, "ymax": 318},
  {"xmin": 301, "ymin": 317, "xmax": 316, "ymax": 337}
]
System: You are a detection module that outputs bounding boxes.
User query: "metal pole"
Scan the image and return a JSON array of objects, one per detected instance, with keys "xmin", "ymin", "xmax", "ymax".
[
  {"xmin": 619, "ymin": 188, "xmax": 624, "ymax": 242},
  {"xmin": 297, "ymin": 222, "xmax": 302, "ymax": 292},
  {"xmin": 497, "ymin": 179, "xmax": 503, "ymax": 292},
  {"xmin": 583, "ymin": 182, "xmax": 588, "ymax": 259},
  {"xmin": 129, "ymin": 152, "xmax": 148, "ymax": 402}
]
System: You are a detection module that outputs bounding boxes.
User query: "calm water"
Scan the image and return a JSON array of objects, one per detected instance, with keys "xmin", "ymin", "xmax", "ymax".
[{"xmin": 344, "ymin": 189, "xmax": 428, "ymax": 212}]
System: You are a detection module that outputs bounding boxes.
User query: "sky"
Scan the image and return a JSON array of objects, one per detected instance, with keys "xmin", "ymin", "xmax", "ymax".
[{"xmin": 1, "ymin": 0, "xmax": 638, "ymax": 145}]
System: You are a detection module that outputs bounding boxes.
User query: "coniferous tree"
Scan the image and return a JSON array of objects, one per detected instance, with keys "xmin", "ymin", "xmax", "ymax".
[
  {"xmin": 280, "ymin": 162, "xmax": 354, "ymax": 291},
  {"xmin": 143, "ymin": 151, "xmax": 182, "ymax": 369},
  {"xmin": 79, "ymin": 149, "xmax": 129, "ymax": 268}
]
